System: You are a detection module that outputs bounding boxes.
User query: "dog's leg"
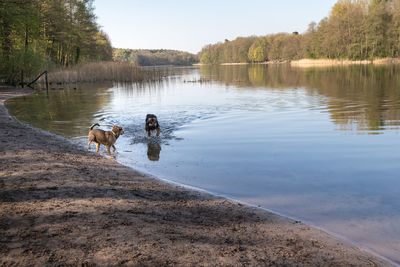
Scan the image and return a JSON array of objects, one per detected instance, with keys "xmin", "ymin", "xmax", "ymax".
[
  {"xmin": 112, "ymin": 145, "xmax": 116, "ymax": 152},
  {"xmin": 88, "ymin": 139, "xmax": 92, "ymax": 149},
  {"xmin": 106, "ymin": 145, "xmax": 111, "ymax": 155},
  {"xmin": 147, "ymin": 130, "xmax": 151, "ymax": 137},
  {"xmin": 95, "ymin": 142, "xmax": 100, "ymax": 153},
  {"xmin": 156, "ymin": 128, "xmax": 160, "ymax": 137}
]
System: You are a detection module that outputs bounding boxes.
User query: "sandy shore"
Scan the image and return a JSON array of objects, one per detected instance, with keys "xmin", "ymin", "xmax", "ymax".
[
  {"xmin": 0, "ymin": 86, "xmax": 393, "ymax": 266},
  {"xmin": 290, "ymin": 58, "xmax": 400, "ymax": 67},
  {"xmin": 195, "ymin": 58, "xmax": 400, "ymax": 67}
]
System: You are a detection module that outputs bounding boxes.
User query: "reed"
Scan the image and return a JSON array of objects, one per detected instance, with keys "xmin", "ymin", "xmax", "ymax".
[{"xmin": 36, "ymin": 61, "xmax": 167, "ymax": 88}]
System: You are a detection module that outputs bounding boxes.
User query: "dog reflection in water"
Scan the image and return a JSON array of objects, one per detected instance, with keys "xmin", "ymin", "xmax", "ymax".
[{"xmin": 147, "ymin": 142, "xmax": 161, "ymax": 161}]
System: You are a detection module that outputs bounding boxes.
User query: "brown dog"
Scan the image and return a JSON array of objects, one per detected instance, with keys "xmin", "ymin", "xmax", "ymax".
[
  {"xmin": 88, "ymin": 123, "xmax": 124, "ymax": 155},
  {"xmin": 145, "ymin": 114, "xmax": 160, "ymax": 137}
]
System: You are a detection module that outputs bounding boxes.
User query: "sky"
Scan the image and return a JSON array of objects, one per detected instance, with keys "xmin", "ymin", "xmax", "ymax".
[{"xmin": 93, "ymin": 0, "xmax": 337, "ymax": 54}]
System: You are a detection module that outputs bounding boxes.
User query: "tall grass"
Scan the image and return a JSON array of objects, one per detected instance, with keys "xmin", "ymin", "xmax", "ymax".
[{"xmin": 36, "ymin": 61, "xmax": 168, "ymax": 88}]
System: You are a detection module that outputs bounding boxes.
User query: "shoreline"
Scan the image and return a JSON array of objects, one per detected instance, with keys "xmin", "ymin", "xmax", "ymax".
[
  {"xmin": 0, "ymin": 86, "xmax": 394, "ymax": 266},
  {"xmin": 291, "ymin": 58, "xmax": 400, "ymax": 67},
  {"xmin": 194, "ymin": 58, "xmax": 400, "ymax": 67}
]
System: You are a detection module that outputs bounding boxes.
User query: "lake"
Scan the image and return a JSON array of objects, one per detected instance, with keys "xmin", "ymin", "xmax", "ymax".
[{"xmin": 6, "ymin": 64, "xmax": 400, "ymax": 264}]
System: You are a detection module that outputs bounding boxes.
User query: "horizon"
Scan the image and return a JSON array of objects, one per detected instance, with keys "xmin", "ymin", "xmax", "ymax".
[{"xmin": 94, "ymin": 0, "xmax": 337, "ymax": 54}]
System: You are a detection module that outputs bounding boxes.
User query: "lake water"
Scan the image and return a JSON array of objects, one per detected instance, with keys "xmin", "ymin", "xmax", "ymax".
[{"xmin": 6, "ymin": 64, "xmax": 400, "ymax": 264}]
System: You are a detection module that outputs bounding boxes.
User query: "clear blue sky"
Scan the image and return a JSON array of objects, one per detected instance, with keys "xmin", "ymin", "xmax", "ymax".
[{"xmin": 94, "ymin": 0, "xmax": 337, "ymax": 54}]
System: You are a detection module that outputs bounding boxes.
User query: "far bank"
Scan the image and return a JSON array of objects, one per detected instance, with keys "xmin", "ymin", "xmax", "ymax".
[{"xmin": 194, "ymin": 58, "xmax": 400, "ymax": 67}]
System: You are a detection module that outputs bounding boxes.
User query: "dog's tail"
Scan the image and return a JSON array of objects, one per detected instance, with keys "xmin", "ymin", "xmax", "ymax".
[{"xmin": 90, "ymin": 123, "xmax": 100, "ymax": 130}]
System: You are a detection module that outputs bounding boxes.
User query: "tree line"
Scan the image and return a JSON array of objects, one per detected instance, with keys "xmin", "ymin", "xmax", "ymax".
[
  {"xmin": 200, "ymin": 0, "xmax": 400, "ymax": 64},
  {"xmin": 113, "ymin": 49, "xmax": 198, "ymax": 66},
  {"xmin": 0, "ymin": 0, "xmax": 113, "ymax": 85}
]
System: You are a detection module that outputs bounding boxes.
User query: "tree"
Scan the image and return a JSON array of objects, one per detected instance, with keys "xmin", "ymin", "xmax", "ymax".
[
  {"xmin": 364, "ymin": 0, "xmax": 391, "ymax": 58},
  {"xmin": 198, "ymin": 0, "xmax": 400, "ymax": 64},
  {"xmin": 0, "ymin": 0, "xmax": 113, "ymax": 84},
  {"xmin": 248, "ymin": 38, "xmax": 267, "ymax": 62}
]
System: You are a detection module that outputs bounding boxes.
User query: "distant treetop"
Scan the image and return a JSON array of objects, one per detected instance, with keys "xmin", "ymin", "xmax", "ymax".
[
  {"xmin": 113, "ymin": 49, "xmax": 199, "ymax": 66},
  {"xmin": 199, "ymin": 0, "xmax": 400, "ymax": 64}
]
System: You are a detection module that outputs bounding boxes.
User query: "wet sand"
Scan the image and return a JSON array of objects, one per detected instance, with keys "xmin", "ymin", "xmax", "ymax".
[{"xmin": 0, "ymin": 86, "xmax": 393, "ymax": 266}]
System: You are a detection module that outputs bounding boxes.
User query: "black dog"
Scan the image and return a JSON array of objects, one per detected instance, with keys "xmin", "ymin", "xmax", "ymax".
[{"xmin": 145, "ymin": 114, "xmax": 160, "ymax": 137}]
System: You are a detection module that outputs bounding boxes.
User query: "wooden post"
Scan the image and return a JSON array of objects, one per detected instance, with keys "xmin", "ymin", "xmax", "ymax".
[
  {"xmin": 21, "ymin": 70, "xmax": 24, "ymax": 88},
  {"xmin": 27, "ymin": 70, "xmax": 48, "ymax": 90},
  {"xmin": 45, "ymin": 71, "xmax": 48, "ymax": 94}
]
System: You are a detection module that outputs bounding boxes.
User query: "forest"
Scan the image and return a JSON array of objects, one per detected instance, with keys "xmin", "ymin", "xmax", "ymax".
[
  {"xmin": 3, "ymin": 0, "xmax": 400, "ymax": 85},
  {"xmin": 0, "ymin": 0, "xmax": 113, "ymax": 85},
  {"xmin": 200, "ymin": 0, "xmax": 400, "ymax": 64},
  {"xmin": 113, "ymin": 49, "xmax": 198, "ymax": 66}
]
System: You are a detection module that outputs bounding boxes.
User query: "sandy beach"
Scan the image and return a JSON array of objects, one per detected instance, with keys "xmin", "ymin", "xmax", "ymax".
[
  {"xmin": 290, "ymin": 58, "xmax": 400, "ymax": 67},
  {"xmin": 0, "ymin": 86, "xmax": 393, "ymax": 266}
]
